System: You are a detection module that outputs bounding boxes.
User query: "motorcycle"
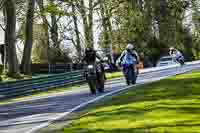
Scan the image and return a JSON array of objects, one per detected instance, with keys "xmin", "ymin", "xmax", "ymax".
[
  {"xmin": 85, "ymin": 63, "xmax": 105, "ymax": 94},
  {"xmin": 176, "ymin": 55, "xmax": 185, "ymax": 65},
  {"xmin": 122, "ymin": 64, "xmax": 138, "ymax": 85}
]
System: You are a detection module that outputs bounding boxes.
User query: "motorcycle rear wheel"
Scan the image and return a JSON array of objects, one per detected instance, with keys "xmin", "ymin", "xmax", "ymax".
[{"xmin": 96, "ymin": 72, "xmax": 105, "ymax": 93}]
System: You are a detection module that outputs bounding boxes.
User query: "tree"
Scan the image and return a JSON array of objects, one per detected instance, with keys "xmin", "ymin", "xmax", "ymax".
[
  {"xmin": 99, "ymin": 0, "xmax": 114, "ymax": 62},
  {"xmin": 36, "ymin": 0, "xmax": 51, "ymax": 65},
  {"xmin": 37, "ymin": 0, "xmax": 70, "ymax": 63},
  {"xmin": 21, "ymin": 0, "xmax": 36, "ymax": 74},
  {"xmin": 31, "ymin": 24, "xmax": 49, "ymax": 63},
  {"xmin": 4, "ymin": 0, "xmax": 19, "ymax": 74},
  {"xmin": 77, "ymin": 0, "xmax": 95, "ymax": 48},
  {"xmin": 49, "ymin": 0, "xmax": 60, "ymax": 57},
  {"xmin": 71, "ymin": 1, "xmax": 82, "ymax": 61},
  {"xmin": 192, "ymin": 0, "xmax": 200, "ymax": 59}
]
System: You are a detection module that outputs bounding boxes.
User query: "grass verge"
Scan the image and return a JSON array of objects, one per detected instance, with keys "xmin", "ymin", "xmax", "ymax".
[
  {"xmin": 40, "ymin": 71, "xmax": 200, "ymax": 133},
  {"xmin": 105, "ymin": 72, "xmax": 123, "ymax": 79}
]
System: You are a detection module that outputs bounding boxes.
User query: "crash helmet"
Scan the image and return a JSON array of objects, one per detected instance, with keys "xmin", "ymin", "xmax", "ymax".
[
  {"xmin": 85, "ymin": 47, "xmax": 94, "ymax": 53},
  {"xmin": 169, "ymin": 47, "xmax": 176, "ymax": 51},
  {"xmin": 126, "ymin": 43, "xmax": 134, "ymax": 50}
]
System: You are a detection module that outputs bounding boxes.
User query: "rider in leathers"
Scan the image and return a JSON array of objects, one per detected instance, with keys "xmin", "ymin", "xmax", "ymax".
[
  {"xmin": 117, "ymin": 43, "xmax": 140, "ymax": 85},
  {"xmin": 83, "ymin": 47, "xmax": 105, "ymax": 93},
  {"xmin": 169, "ymin": 47, "xmax": 184, "ymax": 65}
]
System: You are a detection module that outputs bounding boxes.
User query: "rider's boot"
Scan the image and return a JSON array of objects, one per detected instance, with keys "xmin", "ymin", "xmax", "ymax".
[
  {"xmin": 132, "ymin": 80, "xmax": 136, "ymax": 84},
  {"xmin": 126, "ymin": 80, "xmax": 130, "ymax": 85},
  {"xmin": 91, "ymin": 89, "xmax": 96, "ymax": 95}
]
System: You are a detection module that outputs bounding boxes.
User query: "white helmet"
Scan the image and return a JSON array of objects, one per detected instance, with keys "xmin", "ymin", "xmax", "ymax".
[
  {"xmin": 103, "ymin": 57, "xmax": 109, "ymax": 61},
  {"xmin": 126, "ymin": 44, "xmax": 134, "ymax": 50},
  {"xmin": 169, "ymin": 47, "xmax": 175, "ymax": 51}
]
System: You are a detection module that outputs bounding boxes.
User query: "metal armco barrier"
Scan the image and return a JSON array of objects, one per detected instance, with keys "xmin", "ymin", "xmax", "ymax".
[{"xmin": 0, "ymin": 70, "xmax": 85, "ymax": 100}]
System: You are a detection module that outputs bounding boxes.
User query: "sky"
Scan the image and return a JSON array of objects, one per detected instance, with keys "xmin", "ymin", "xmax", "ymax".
[{"xmin": 0, "ymin": 11, "xmax": 4, "ymax": 44}]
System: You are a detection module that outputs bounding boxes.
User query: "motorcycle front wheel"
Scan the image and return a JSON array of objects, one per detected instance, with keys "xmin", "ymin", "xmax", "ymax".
[
  {"xmin": 126, "ymin": 66, "xmax": 137, "ymax": 85},
  {"xmin": 88, "ymin": 80, "xmax": 96, "ymax": 94},
  {"xmin": 180, "ymin": 60, "xmax": 185, "ymax": 65}
]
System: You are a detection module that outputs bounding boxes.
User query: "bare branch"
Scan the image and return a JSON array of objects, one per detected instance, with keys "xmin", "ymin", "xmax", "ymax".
[{"xmin": 0, "ymin": 23, "xmax": 5, "ymax": 31}]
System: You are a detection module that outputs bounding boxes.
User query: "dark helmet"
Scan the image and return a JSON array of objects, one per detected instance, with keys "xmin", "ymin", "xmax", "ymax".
[
  {"xmin": 85, "ymin": 47, "xmax": 93, "ymax": 52},
  {"xmin": 85, "ymin": 47, "xmax": 95, "ymax": 56}
]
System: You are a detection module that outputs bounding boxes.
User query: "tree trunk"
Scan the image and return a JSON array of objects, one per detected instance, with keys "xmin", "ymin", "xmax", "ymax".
[
  {"xmin": 159, "ymin": 0, "xmax": 167, "ymax": 44},
  {"xmin": 79, "ymin": 0, "xmax": 94, "ymax": 48},
  {"xmin": 50, "ymin": 14, "xmax": 60, "ymax": 55},
  {"xmin": 50, "ymin": 15, "xmax": 59, "ymax": 49},
  {"xmin": 5, "ymin": 0, "xmax": 19, "ymax": 74},
  {"xmin": 88, "ymin": 0, "xmax": 94, "ymax": 48},
  {"xmin": 72, "ymin": 3, "xmax": 82, "ymax": 61},
  {"xmin": 79, "ymin": 0, "xmax": 89, "ymax": 48},
  {"xmin": 49, "ymin": 0, "xmax": 61, "ymax": 62},
  {"xmin": 100, "ymin": 0, "xmax": 109, "ymax": 47},
  {"xmin": 2, "ymin": 8, "xmax": 8, "ymax": 69},
  {"xmin": 21, "ymin": 0, "xmax": 36, "ymax": 74},
  {"xmin": 36, "ymin": 0, "xmax": 51, "ymax": 64},
  {"xmin": 183, "ymin": 29, "xmax": 194, "ymax": 61},
  {"xmin": 100, "ymin": 0, "xmax": 114, "ymax": 62}
]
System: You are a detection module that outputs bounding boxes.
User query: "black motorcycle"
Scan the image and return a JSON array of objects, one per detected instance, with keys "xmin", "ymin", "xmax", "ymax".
[{"xmin": 85, "ymin": 63, "xmax": 105, "ymax": 94}]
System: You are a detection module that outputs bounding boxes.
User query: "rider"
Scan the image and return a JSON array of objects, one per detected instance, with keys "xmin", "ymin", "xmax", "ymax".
[
  {"xmin": 169, "ymin": 47, "xmax": 184, "ymax": 64},
  {"xmin": 117, "ymin": 42, "xmax": 140, "ymax": 85},
  {"xmin": 83, "ymin": 47, "xmax": 100, "ymax": 64},
  {"xmin": 83, "ymin": 47, "xmax": 106, "ymax": 91}
]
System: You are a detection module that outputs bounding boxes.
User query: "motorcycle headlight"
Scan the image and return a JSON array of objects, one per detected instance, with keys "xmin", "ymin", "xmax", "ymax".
[{"xmin": 88, "ymin": 65, "xmax": 94, "ymax": 69}]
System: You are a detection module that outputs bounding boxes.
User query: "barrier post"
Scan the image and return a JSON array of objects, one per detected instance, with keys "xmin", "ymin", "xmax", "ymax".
[
  {"xmin": 70, "ymin": 63, "xmax": 73, "ymax": 72},
  {"xmin": 48, "ymin": 63, "xmax": 51, "ymax": 73}
]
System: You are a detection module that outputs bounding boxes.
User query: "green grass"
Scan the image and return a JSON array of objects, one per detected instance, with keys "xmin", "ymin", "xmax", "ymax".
[
  {"xmin": 106, "ymin": 72, "xmax": 123, "ymax": 79},
  {"xmin": 1, "ymin": 74, "xmax": 32, "ymax": 82},
  {"xmin": 0, "ymin": 73, "xmax": 48, "ymax": 82},
  {"xmin": 40, "ymin": 71, "xmax": 200, "ymax": 133}
]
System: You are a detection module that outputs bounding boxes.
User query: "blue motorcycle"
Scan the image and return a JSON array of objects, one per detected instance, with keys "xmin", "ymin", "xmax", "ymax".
[
  {"xmin": 176, "ymin": 55, "xmax": 185, "ymax": 65},
  {"xmin": 122, "ymin": 64, "xmax": 138, "ymax": 85}
]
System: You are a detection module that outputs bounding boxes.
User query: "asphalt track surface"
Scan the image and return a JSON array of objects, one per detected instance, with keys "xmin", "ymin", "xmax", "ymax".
[{"xmin": 0, "ymin": 62, "xmax": 199, "ymax": 133}]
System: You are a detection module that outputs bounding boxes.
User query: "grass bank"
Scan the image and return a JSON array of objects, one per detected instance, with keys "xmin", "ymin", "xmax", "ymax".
[{"xmin": 40, "ymin": 71, "xmax": 200, "ymax": 133}]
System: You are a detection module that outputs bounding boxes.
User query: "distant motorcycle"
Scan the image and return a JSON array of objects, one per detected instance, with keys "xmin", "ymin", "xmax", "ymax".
[
  {"xmin": 176, "ymin": 55, "xmax": 185, "ymax": 65},
  {"xmin": 85, "ymin": 63, "xmax": 105, "ymax": 94},
  {"xmin": 170, "ymin": 49, "xmax": 185, "ymax": 66}
]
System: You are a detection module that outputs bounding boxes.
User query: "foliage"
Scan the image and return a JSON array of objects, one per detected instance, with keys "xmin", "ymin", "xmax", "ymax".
[
  {"xmin": 44, "ymin": 2, "xmax": 72, "ymax": 16},
  {"xmin": 100, "ymin": 0, "xmax": 198, "ymax": 63},
  {"xmin": 32, "ymin": 24, "xmax": 49, "ymax": 63},
  {"xmin": 49, "ymin": 48, "xmax": 72, "ymax": 63}
]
